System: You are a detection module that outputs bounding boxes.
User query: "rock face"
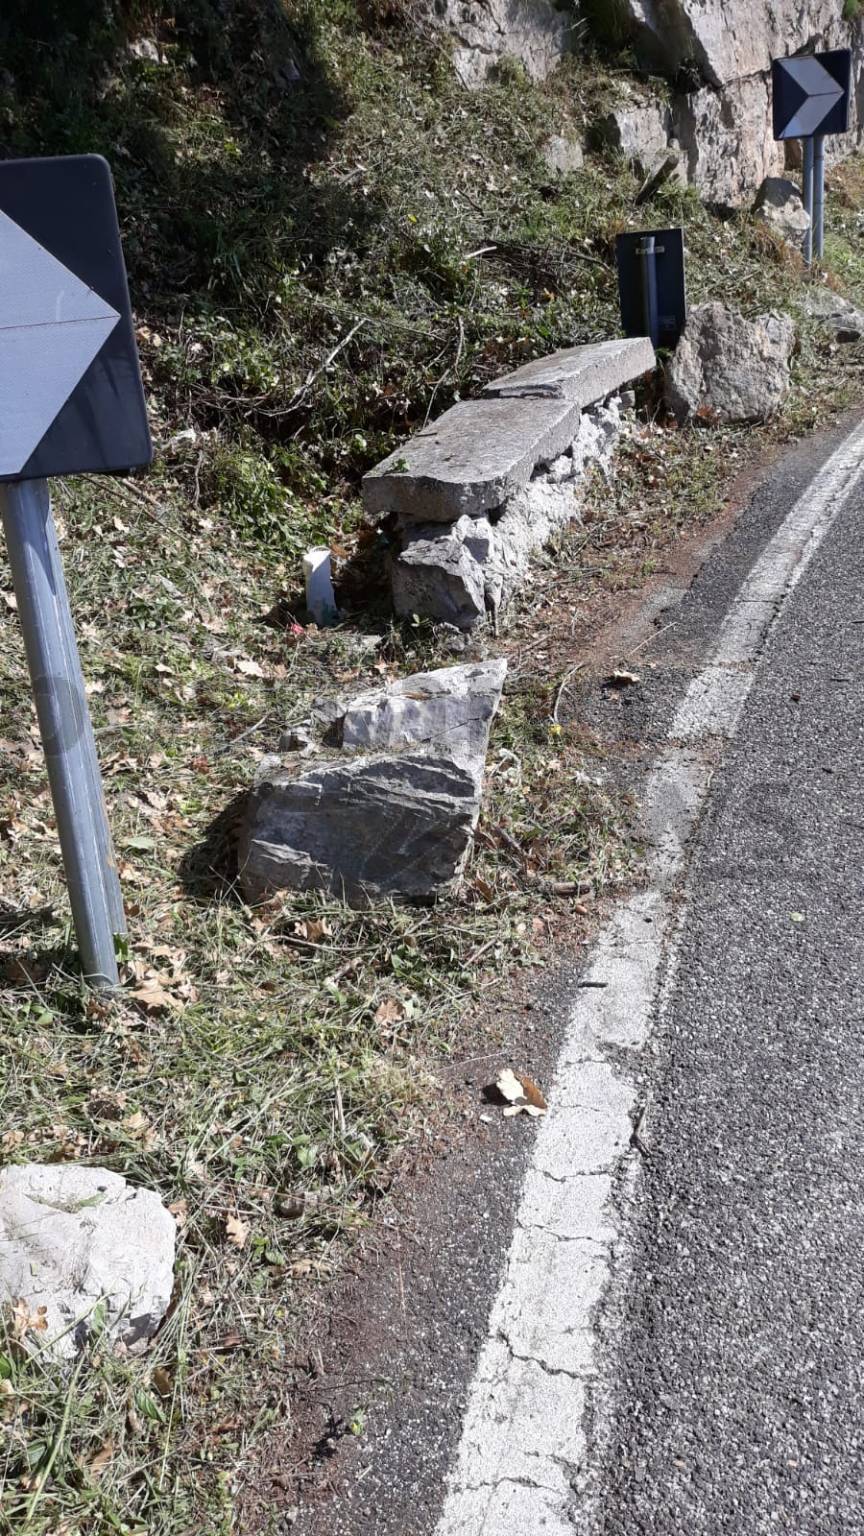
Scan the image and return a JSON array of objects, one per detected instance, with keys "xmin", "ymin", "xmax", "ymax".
[
  {"xmin": 666, "ymin": 302, "xmax": 796, "ymax": 424},
  {"xmin": 0, "ymin": 1165, "xmax": 176, "ymax": 1361},
  {"xmin": 431, "ymin": 0, "xmax": 573, "ymax": 89},
  {"xmin": 594, "ymin": 97, "xmax": 672, "ymax": 175},
  {"xmin": 754, "ymin": 177, "xmax": 811, "ymax": 253},
  {"xmin": 588, "ymin": 4, "xmax": 864, "ymax": 206},
  {"xmin": 239, "ymin": 660, "xmax": 507, "ymax": 905}
]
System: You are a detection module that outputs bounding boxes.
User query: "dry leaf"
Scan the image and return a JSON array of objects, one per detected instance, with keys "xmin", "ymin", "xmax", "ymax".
[
  {"xmin": 496, "ymin": 1068, "xmax": 525, "ymax": 1105},
  {"xmin": 374, "ymin": 997, "xmax": 405, "ymax": 1026},
  {"xmin": 151, "ymin": 1366, "xmax": 173, "ymax": 1399},
  {"xmin": 234, "ymin": 657, "xmax": 266, "ymax": 678},
  {"xmin": 225, "ymin": 1213, "xmax": 248, "ymax": 1250},
  {"xmin": 293, "ymin": 917, "xmax": 333, "ymax": 944},
  {"xmin": 87, "ymin": 1438, "xmax": 115, "ymax": 1481},
  {"xmin": 608, "ymin": 668, "xmax": 640, "ymax": 688},
  {"xmin": 168, "ymin": 1198, "xmax": 189, "ymax": 1229},
  {"xmin": 494, "ymin": 1067, "xmax": 548, "ymax": 1118}
]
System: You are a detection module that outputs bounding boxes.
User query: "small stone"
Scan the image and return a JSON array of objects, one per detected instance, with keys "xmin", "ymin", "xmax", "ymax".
[
  {"xmin": 0, "ymin": 1165, "xmax": 176, "ymax": 1361},
  {"xmin": 541, "ymin": 134, "xmax": 584, "ymax": 177}
]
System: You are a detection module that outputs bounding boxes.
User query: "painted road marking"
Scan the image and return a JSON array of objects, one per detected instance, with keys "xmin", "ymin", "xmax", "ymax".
[{"xmin": 434, "ymin": 414, "xmax": 864, "ymax": 1535}]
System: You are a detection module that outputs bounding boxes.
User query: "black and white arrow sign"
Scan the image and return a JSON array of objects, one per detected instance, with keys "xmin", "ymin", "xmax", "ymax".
[
  {"xmin": 0, "ymin": 155, "xmax": 151, "ymax": 483},
  {"xmin": 772, "ymin": 49, "xmax": 852, "ymax": 141}
]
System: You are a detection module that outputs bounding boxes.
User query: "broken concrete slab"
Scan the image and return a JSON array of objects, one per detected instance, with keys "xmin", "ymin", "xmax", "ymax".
[
  {"xmin": 334, "ymin": 659, "xmax": 507, "ymax": 770},
  {"xmin": 0, "ymin": 1164, "xmax": 176, "ymax": 1361},
  {"xmin": 389, "ymin": 398, "xmax": 626, "ymax": 626},
  {"xmin": 484, "ymin": 338, "xmax": 656, "ymax": 405},
  {"xmin": 362, "ymin": 395, "xmax": 580, "ymax": 523}
]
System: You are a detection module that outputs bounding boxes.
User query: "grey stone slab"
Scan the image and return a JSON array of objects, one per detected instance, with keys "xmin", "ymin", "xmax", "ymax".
[
  {"xmin": 239, "ymin": 751, "xmax": 483, "ymax": 906},
  {"xmin": 392, "ymin": 519, "xmax": 487, "ymax": 629},
  {"xmin": 362, "ymin": 395, "xmax": 580, "ymax": 523},
  {"xmin": 484, "ymin": 337, "xmax": 656, "ymax": 405}
]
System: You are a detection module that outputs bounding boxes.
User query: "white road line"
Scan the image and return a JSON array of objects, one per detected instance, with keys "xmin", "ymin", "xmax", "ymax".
[{"xmin": 434, "ymin": 415, "xmax": 864, "ymax": 1536}]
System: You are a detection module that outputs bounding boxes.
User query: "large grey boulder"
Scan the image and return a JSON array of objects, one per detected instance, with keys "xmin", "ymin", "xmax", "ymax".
[
  {"xmin": 0, "ymin": 1164, "xmax": 175, "ymax": 1360},
  {"xmin": 666, "ymin": 302, "xmax": 795, "ymax": 424},
  {"xmin": 600, "ymin": 0, "xmax": 854, "ymax": 89},
  {"xmin": 754, "ymin": 177, "xmax": 811, "ymax": 253},
  {"xmin": 363, "ymin": 396, "xmax": 580, "ymax": 523},
  {"xmin": 238, "ymin": 661, "xmax": 507, "ymax": 905},
  {"xmin": 671, "ymin": 75, "xmax": 782, "ymax": 208},
  {"xmin": 432, "ymin": 0, "xmax": 572, "ymax": 90}
]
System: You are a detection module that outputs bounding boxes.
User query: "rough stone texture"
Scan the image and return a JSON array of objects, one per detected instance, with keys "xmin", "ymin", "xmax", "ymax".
[
  {"xmin": 671, "ymin": 74, "xmax": 783, "ymax": 207},
  {"xmin": 591, "ymin": 3, "xmax": 864, "ymax": 206},
  {"xmin": 666, "ymin": 302, "xmax": 796, "ymax": 425},
  {"xmin": 238, "ymin": 662, "xmax": 507, "ymax": 905},
  {"xmin": 754, "ymin": 176, "xmax": 811, "ymax": 253},
  {"xmin": 610, "ymin": 0, "xmax": 857, "ymax": 88},
  {"xmin": 485, "ymin": 337, "xmax": 656, "ymax": 404},
  {"xmin": 392, "ymin": 518, "xmax": 487, "ymax": 627},
  {"xmin": 0, "ymin": 1164, "xmax": 176, "ymax": 1360},
  {"xmin": 802, "ymin": 287, "xmax": 864, "ymax": 343},
  {"xmin": 362, "ymin": 396, "xmax": 580, "ymax": 523},
  {"xmin": 335, "ymin": 659, "xmax": 508, "ymax": 767},
  {"xmin": 635, "ymin": 145, "xmax": 686, "ymax": 204},
  {"xmin": 594, "ymin": 96, "xmax": 672, "ymax": 175},
  {"xmin": 432, "ymin": 0, "xmax": 573, "ymax": 90},
  {"xmin": 390, "ymin": 399, "xmax": 626, "ymax": 624},
  {"xmin": 541, "ymin": 133, "xmax": 584, "ymax": 177}
]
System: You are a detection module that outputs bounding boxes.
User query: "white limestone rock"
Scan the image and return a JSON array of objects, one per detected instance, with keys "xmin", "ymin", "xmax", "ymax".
[
  {"xmin": 432, "ymin": 0, "xmax": 573, "ymax": 90},
  {"xmin": 666, "ymin": 302, "xmax": 796, "ymax": 424},
  {"xmin": 0, "ymin": 1164, "xmax": 176, "ymax": 1361}
]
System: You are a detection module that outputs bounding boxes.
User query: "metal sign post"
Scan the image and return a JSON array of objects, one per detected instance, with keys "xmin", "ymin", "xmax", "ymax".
[
  {"xmin": 0, "ymin": 154, "xmax": 152, "ymax": 987},
  {"xmin": 771, "ymin": 49, "xmax": 851, "ymax": 267},
  {"xmin": 616, "ymin": 227, "xmax": 686, "ymax": 351}
]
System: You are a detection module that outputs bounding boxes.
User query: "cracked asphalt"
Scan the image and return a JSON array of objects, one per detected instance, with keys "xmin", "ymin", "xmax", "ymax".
[{"xmin": 596, "ymin": 435, "xmax": 864, "ymax": 1531}]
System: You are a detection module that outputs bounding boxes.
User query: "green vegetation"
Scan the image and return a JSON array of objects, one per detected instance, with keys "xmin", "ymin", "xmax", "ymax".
[{"xmin": 2, "ymin": 3, "xmax": 864, "ymax": 1532}]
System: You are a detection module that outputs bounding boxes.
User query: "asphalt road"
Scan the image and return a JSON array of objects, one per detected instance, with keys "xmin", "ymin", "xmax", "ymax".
[{"xmin": 597, "ymin": 441, "xmax": 864, "ymax": 1531}]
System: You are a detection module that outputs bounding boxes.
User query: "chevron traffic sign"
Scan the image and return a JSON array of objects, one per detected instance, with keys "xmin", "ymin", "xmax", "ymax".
[
  {"xmin": 0, "ymin": 154, "xmax": 151, "ymax": 482},
  {"xmin": 772, "ymin": 49, "xmax": 852, "ymax": 141}
]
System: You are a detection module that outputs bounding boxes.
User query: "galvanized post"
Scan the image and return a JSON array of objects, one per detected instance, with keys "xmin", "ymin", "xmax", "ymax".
[
  {"xmin": 639, "ymin": 235, "xmax": 659, "ymax": 347},
  {"xmin": 0, "ymin": 478, "xmax": 123, "ymax": 986},
  {"xmin": 813, "ymin": 135, "xmax": 826, "ymax": 260},
  {"xmin": 802, "ymin": 137, "xmax": 814, "ymax": 267}
]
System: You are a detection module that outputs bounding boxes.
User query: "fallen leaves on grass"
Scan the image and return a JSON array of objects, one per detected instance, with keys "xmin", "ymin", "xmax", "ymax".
[{"xmin": 225, "ymin": 1214, "xmax": 249, "ymax": 1250}]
